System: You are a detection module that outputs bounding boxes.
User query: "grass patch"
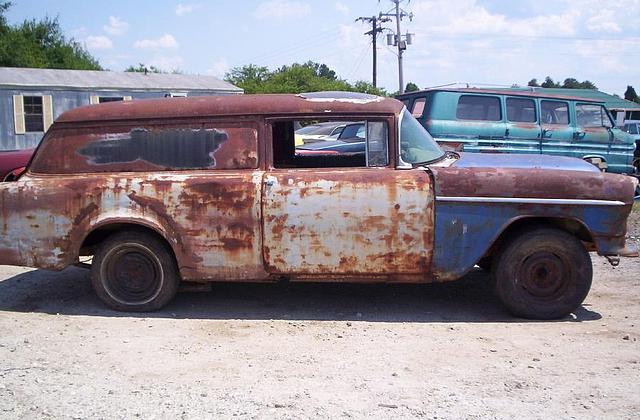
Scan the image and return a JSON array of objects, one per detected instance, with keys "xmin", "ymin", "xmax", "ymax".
[{"xmin": 634, "ymin": 202, "xmax": 640, "ymax": 213}]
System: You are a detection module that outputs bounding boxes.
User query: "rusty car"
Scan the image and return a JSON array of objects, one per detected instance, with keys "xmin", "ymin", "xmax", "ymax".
[
  {"xmin": 0, "ymin": 92, "xmax": 637, "ymax": 319},
  {"xmin": 0, "ymin": 148, "xmax": 34, "ymax": 181}
]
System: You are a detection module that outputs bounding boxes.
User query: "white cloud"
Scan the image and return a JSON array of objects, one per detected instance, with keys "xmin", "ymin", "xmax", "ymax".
[
  {"xmin": 85, "ymin": 35, "xmax": 113, "ymax": 50},
  {"xmin": 335, "ymin": 1, "xmax": 348, "ymax": 14},
  {"xmin": 586, "ymin": 10, "xmax": 621, "ymax": 33},
  {"xmin": 253, "ymin": 0, "xmax": 311, "ymax": 19},
  {"xmin": 207, "ymin": 58, "xmax": 229, "ymax": 78},
  {"xmin": 175, "ymin": 3, "xmax": 200, "ymax": 16},
  {"xmin": 148, "ymin": 55, "xmax": 185, "ymax": 72},
  {"xmin": 134, "ymin": 34, "xmax": 179, "ymax": 49},
  {"xmin": 103, "ymin": 16, "xmax": 129, "ymax": 36}
]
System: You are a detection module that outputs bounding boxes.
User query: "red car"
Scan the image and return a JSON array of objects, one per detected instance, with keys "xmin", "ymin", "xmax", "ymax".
[{"xmin": 0, "ymin": 148, "xmax": 34, "ymax": 181}]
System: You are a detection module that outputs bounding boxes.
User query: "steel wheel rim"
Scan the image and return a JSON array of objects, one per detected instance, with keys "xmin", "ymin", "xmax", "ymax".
[
  {"xmin": 517, "ymin": 251, "xmax": 571, "ymax": 300},
  {"xmin": 101, "ymin": 243, "xmax": 164, "ymax": 306}
]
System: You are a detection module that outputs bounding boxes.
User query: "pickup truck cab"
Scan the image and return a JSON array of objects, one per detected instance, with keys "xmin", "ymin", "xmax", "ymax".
[{"xmin": 0, "ymin": 92, "xmax": 637, "ymax": 319}]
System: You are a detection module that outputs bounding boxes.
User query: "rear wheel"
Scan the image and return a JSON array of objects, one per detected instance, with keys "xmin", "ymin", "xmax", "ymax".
[
  {"xmin": 91, "ymin": 231, "xmax": 179, "ymax": 311},
  {"xmin": 492, "ymin": 227, "xmax": 592, "ymax": 319}
]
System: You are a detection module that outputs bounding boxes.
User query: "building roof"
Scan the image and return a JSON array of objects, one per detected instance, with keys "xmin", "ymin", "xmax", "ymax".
[
  {"xmin": 0, "ymin": 67, "xmax": 242, "ymax": 93},
  {"xmin": 526, "ymin": 88, "xmax": 640, "ymax": 111},
  {"xmin": 56, "ymin": 92, "xmax": 401, "ymax": 124}
]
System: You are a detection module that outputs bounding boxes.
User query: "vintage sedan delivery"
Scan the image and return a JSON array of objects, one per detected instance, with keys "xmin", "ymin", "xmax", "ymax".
[{"xmin": 0, "ymin": 92, "xmax": 637, "ymax": 319}]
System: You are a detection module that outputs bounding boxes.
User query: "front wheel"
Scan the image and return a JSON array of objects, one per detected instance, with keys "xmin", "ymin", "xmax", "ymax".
[
  {"xmin": 492, "ymin": 227, "xmax": 592, "ymax": 319},
  {"xmin": 91, "ymin": 231, "xmax": 180, "ymax": 311}
]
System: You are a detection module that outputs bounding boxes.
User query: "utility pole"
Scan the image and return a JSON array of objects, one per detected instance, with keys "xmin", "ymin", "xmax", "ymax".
[
  {"xmin": 356, "ymin": 15, "xmax": 390, "ymax": 88},
  {"xmin": 380, "ymin": 0, "xmax": 413, "ymax": 93}
]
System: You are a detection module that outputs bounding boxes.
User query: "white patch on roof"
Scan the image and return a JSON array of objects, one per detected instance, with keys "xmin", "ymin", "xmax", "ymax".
[
  {"xmin": 0, "ymin": 67, "xmax": 242, "ymax": 92},
  {"xmin": 298, "ymin": 91, "xmax": 384, "ymax": 104}
]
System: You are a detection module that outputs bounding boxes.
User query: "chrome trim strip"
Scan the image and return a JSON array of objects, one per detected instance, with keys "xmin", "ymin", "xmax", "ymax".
[{"xmin": 436, "ymin": 196, "xmax": 626, "ymax": 206}]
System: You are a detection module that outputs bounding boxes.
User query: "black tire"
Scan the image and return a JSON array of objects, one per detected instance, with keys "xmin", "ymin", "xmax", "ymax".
[
  {"xmin": 492, "ymin": 227, "xmax": 592, "ymax": 320},
  {"xmin": 476, "ymin": 257, "xmax": 492, "ymax": 272},
  {"xmin": 91, "ymin": 231, "xmax": 179, "ymax": 311}
]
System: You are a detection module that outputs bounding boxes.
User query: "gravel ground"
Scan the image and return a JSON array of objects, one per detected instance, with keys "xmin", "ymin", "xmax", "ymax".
[{"xmin": 0, "ymin": 204, "xmax": 639, "ymax": 419}]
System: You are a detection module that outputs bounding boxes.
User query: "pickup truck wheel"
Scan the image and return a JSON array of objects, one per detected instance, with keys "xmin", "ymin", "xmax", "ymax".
[
  {"xmin": 492, "ymin": 228, "xmax": 592, "ymax": 320},
  {"xmin": 91, "ymin": 232, "xmax": 179, "ymax": 312}
]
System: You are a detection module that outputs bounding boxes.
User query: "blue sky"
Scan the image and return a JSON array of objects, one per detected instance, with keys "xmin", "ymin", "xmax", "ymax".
[{"xmin": 5, "ymin": 0, "xmax": 640, "ymax": 95}]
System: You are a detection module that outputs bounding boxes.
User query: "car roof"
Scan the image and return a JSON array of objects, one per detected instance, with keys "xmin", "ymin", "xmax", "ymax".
[
  {"xmin": 397, "ymin": 88, "xmax": 603, "ymax": 103},
  {"xmin": 56, "ymin": 92, "xmax": 403, "ymax": 124}
]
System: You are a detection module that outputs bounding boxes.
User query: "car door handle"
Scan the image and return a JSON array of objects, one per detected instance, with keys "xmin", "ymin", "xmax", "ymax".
[
  {"xmin": 264, "ymin": 178, "xmax": 276, "ymax": 187},
  {"xmin": 542, "ymin": 129, "xmax": 552, "ymax": 138},
  {"xmin": 505, "ymin": 128, "xmax": 510, "ymax": 137},
  {"xmin": 574, "ymin": 131, "xmax": 586, "ymax": 139}
]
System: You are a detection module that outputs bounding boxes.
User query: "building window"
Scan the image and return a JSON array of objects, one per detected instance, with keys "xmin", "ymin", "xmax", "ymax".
[
  {"xmin": 24, "ymin": 96, "xmax": 44, "ymax": 132},
  {"xmin": 99, "ymin": 97, "xmax": 124, "ymax": 103}
]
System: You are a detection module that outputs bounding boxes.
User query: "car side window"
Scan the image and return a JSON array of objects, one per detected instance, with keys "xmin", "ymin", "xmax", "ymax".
[
  {"xmin": 629, "ymin": 124, "xmax": 639, "ymax": 135},
  {"xmin": 30, "ymin": 123, "xmax": 259, "ymax": 173},
  {"xmin": 411, "ymin": 98, "xmax": 426, "ymax": 118},
  {"xmin": 456, "ymin": 95, "xmax": 501, "ymax": 121},
  {"xmin": 576, "ymin": 104, "xmax": 612, "ymax": 128},
  {"xmin": 540, "ymin": 100, "xmax": 569, "ymax": 125},
  {"xmin": 506, "ymin": 98, "xmax": 536, "ymax": 123},
  {"xmin": 273, "ymin": 119, "xmax": 388, "ymax": 168}
]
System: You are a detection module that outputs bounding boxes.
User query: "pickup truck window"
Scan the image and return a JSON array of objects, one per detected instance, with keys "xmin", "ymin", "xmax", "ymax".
[{"xmin": 400, "ymin": 109, "xmax": 445, "ymax": 165}]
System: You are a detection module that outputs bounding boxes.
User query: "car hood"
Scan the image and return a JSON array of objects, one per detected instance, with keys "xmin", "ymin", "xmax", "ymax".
[{"xmin": 452, "ymin": 152, "xmax": 600, "ymax": 172}]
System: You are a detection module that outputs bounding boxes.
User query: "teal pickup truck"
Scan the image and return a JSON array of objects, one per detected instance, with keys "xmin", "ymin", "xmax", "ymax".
[{"xmin": 397, "ymin": 88, "xmax": 638, "ymax": 175}]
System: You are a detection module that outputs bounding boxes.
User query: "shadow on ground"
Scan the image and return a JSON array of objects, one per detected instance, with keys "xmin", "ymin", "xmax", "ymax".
[{"xmin": 0, "ymin": 266, "xmax": 601, "ymax": 323}]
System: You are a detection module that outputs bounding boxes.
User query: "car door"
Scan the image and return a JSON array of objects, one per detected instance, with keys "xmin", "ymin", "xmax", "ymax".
[
  {"xmin": 504, "ymin": 96, "xmax": 542, "ymax": 154},
  {"xmin": 539, "ymin": 99, "xmax": 575, "ymax": 157},
  {"xmin": 262, "ymin": 117, "xmax": 434, "ymax": 279},
  {"xmin": 574, "ymin": 103, "xmax": 613, "ymax": 169},
  {"xmin": 453, "ymin": 94, "xmax": 507, "ymax": 152}
]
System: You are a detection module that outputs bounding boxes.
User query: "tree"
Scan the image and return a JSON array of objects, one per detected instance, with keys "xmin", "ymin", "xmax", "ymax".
[
  {"xmin": 541, "ymin": 76, "xmax": 560, "ymax": 88},
  {"xmin": 352, "ymin": 81, "xmax": 387, "ymax": 96},
  {"xmin": 527, "ymin": 78, "xmax": 539, "ymax": 87},
  {"xmin": 405, "ymin": 82, "xmax": 419, "ymax": 92},
  {"xmin": 224, "ymin": 64, "xmax": 271, "ymax": 94},
  {"xmin": 624, "ymin": 86, "xmax": 639, "ymax": 104},
  {"xmin": 125, "ymin": 63, "xmax": 164, "ymax": 74},
  {"xmin": 0, "ymin": 3, "xmax": 101, "ymax": 70},
  {"xmin": 561, "ymin": 78, "xmax": 597, "ymax": 89}
]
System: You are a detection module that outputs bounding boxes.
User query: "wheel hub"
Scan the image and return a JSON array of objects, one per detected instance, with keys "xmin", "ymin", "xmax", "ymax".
[{"xmin": 519, "ymin": 252, "xmax": 569, "ymax": 299}]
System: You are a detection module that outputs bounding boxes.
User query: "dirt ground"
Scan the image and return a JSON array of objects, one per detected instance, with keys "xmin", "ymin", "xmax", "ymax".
[{"xmin": 1, "ymin": 204, "xmax": 639, "ymax": 419}]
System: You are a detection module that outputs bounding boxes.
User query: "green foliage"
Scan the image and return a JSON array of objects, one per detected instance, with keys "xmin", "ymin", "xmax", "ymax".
[
  {"xmin": 540, "ymin": 76, "xmax": 560, "ymax": 88},
  {"xmin": 224, "ymin": 61, "xmax": 389, "ymax": 96},
  {"xmin": 0, "ymin": 4, "xmax": 101, "ymax": 70},
  {"xmin": 531, "ymin": 76, "xmax": 597, "ymax": 90},
  {"xmin": 405, "ymin": 82, "xmax": 419, "ymax": 92},
  {"xmin": 125, "ymin": 63, "xmax": 164, "ymax": 74},
  {"xmin": 624, "ymin": 86, "xmax": 639, "ymax": 104}
]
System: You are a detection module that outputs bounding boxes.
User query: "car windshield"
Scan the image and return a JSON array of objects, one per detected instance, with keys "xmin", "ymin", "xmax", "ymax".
[{"xmin": 399, "ymin": 109, "xmax": 445, "ymax": 165}]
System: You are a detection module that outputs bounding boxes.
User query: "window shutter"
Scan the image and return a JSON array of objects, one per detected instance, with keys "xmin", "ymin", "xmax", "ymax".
[
  {"xmin": 89, "ymin": 95, "xmax": 99, "ymax": 105},
  {"xmin": 13, "ymin": 95, "xmax": 25, "ymax": 135},
  {"xmin": 42, "ymin": 95, "xmax": 54, "ymax": 131},
  {"xmin": 123, "ymin": 96, "xmax": 132, "ymax": 101}
]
